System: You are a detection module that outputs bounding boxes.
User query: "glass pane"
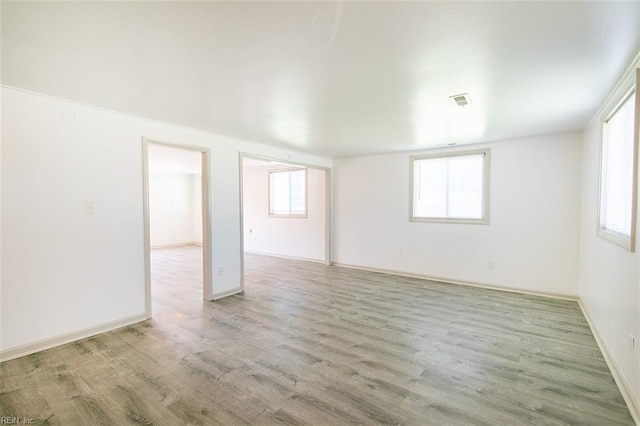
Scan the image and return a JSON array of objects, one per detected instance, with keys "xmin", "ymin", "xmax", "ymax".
[
  {"xmin": 290, "ymin": 169, "xmax": 306, "ymax": 214},
  {"xmin": 270, "ymin": 171, "xmax": 290, "ymax": 215},
  {"xmin": 414, "ymin": 158, "xmax": 447, "ymax": 218},
  {"xmin": 448, "ymin": 155, "xmax": 483, "ymax": 219},
  {"xmin": 413, "ymin": 153, "xmax": 484, "ymax": 220},
  {"xmin": 600, "ymin": 92, "xmax": 635, "ymax": 238},
  {"xmin": 270, "ymin": 169, "xmax": 306, "ymax": 216}
]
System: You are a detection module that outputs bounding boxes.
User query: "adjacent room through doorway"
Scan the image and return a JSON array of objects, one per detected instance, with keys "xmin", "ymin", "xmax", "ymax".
[
  {"xmin": 240, "ymin": 155, "xmax": 330, "ymax": 291},
  {"xmin": 146, "ymin": 143, "xmax": 206, "ymax": 317}
]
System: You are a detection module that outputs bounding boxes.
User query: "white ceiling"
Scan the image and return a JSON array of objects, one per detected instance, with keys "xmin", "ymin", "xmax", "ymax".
[{"xmin": 3, "ymin": 1, "xmax": 639, "ymax": 158}]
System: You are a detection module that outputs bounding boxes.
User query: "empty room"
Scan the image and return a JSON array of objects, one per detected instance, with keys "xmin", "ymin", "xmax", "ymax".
[{"xmin": 1, "ymin": 1, "xmax": 639, "ymax": 425}]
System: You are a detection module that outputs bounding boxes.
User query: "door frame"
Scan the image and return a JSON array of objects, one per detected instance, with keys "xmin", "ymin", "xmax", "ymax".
[
  {"xmin": 142, "ymin": 137, "xmax": 213, "ymax": 319},
  {"xmin": 238, "ymin": 153, "xmax": 332, "ymax": 290}
]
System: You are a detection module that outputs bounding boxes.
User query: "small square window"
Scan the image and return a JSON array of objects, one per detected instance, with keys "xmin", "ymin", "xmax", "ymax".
[
  {"xmin": 410, "ymin": 149, "xmax": 490, "ymax": 224},
  {"xmin": 269, "ymin": 168, "xmax": 307, "ymax": 217}
]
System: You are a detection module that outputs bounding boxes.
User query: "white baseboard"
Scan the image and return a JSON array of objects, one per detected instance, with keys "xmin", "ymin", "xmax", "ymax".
[
  {"xmin": 151, "ymin": 242, "xmax": 202, "ymax": 249},
  {"xmin": 331, "ymin": 262, "xmax": 578, "ymax": 301},
  {"xmin": 578, "ymin": 300, "xmax": 640, "ymax": 425},
  {"xmin": 244, "ymin": 250, "xmax": 326, "ymax": 264},
  {"xmin": 212, "ymin": 288, "xmax": 243, "ymax": 300},
  {"xmin": 0, "ymin": 313, "xmax": 148, "ymax": 363}
]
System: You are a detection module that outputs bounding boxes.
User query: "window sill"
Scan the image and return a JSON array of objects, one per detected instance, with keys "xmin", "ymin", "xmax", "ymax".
[
  {"xmin": 410, "ymin": 217, "xmax": 489, "ymax": 225},
  {"xmin": 597, "ymin": 229, "xmax": 635, "ymax": 252},
  {"xmin": 269, "ymin": 214, "xmax": 308, "ymax": 219}
]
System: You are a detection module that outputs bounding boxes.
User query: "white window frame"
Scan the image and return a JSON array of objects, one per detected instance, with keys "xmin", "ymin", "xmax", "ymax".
[
  {"xmin": 268, "ymin": 168, "xmax": 308, "ymax": 218},
  {"xmin": 410, "ymin": 148, "xmax": 490, "ymax": 224},
  {"xmin": 597, "ymin": 84, "xmax": 638, "ymax": 251}
]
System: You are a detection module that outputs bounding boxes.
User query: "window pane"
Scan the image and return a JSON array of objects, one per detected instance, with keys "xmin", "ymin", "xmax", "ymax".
[
  {"xmin": 289, "ymin": 169, "xmax": 306, "ymax": 214},
  {"xmin": 448, "ymin": 155, "xmax": 483, "ymax": 219},
  {"xmin": 270, "ymin": 172, "xmax": 290, "ymax": 214},
  {"xmin": 412, "ymin": 151, "xmax": 487, "ymax": 221},
  {"xmin": 600, "ymin": 91, "xmax": 635, "ymax": 239},
  {"xmin": 269, "ymin": 169, "xmax": 307, "ymax": 216},
  {"xmin": 415, "ymin": 158, "xmax": 447, "ymax": 218}
]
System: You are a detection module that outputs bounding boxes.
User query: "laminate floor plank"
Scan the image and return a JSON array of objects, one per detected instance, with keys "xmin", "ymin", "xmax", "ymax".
[{"xmin": 0, "ymin": 246, "xmax": 634, "ymax": 425}]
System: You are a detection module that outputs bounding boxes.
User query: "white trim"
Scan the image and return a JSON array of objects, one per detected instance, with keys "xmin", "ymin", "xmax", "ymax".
[
  {"xmin": 142, "ymin": 140, "xmax": 152, "ymax": 319},
  {"xmin": 597, "ymin": 85, "xmax": 638, "ymax": 252},
  {"xmin": 578, "ymin": 300, "xmax": 640, "ymax": 425},
  {"xmin": 587, "ymin": 52, "xmax": 640, "ymax": 130},
  {"xmin": 331, "ymin": 262, "xmax": 578, "ymax": 301},
  {"xmin": 151, "ymin": 242, "xmax": 203, "ymax": 249},
  {"xmin": 201, "ymin": 147, "xmax": 213, "ymax": 301},
  {"xmin": 597, "ymin": 228, "xmax": 634, "ymax": 251},
  {"xmin": 0, "ymin": 313, "xmax": 147, "ymax": 363},
  {"xmin": 142, "ymin": 137, "xmax": 214, "ymax": 318},
  {"xmin": 605, "ymin": 86, "xmax": 636, "ymax": 122},
  {"xmin": 244, "ymin": 250, "xmax": 327, "ymax": 264},
  {"xmin": 324, "ymin": 167, "xmax": 333, "ymax": 266},
  {"xmin": 212, "ymin": 288, "xmax": 244, "ymax": 300},
  {"xmin": 238, "ymin": 154, "xmax": 246, "ymax": 293},
  {"xmin": 268, "ymin": 167, "xmax": 308, "ymax": 218}
]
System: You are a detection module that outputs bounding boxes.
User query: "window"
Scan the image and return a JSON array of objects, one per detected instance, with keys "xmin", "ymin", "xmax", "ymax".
[
  {"xmin": 599, "ymin": 88, "xmax": 637, "ymax": 251},
  {"xmin": 269, "ymin": 168, "xmax": 307, "ymax": 217},
  {"xmin": 410, "ymin": 149, "xmax": 490, "ymax": 224}
]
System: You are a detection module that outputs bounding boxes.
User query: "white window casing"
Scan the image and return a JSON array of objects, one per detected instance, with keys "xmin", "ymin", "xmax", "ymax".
[
  {"xmin": 269, "ymin": 168, "xmax": 307, "ymax": 218},
  {"xmin": 598, "ymin": 82, "xmax": 638, "ymax": 252},
  {"xmin": 410, "ymin": 148, "xmax": 490, "ymax": 224}
]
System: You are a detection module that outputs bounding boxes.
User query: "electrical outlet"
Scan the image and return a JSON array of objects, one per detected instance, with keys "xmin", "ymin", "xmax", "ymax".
[
  {"xmin": 217, "ymin": 265, "xmax": 224, "ymax": 276},
  {"xmin": 488, "ymin": 260, "xmax": 495, "ymax": 269}
]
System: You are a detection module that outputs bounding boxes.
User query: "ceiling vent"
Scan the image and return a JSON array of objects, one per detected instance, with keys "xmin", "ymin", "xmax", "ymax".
[{"xmin": 450, "ymin": 93, "xmax": 471, "ymax": 107}]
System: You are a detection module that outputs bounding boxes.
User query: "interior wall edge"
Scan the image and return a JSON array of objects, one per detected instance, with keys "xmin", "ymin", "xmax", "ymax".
[
  {"xmin": 578, "ymin": 300, "xmax": 640, "ymax": 424},
  {"xmin": 0, "ymin": 313, "xmax": 148, "ymax": 363},
  {"xmin": 331, "ymin": 262, "xmax": 579, "ymax": 301}
]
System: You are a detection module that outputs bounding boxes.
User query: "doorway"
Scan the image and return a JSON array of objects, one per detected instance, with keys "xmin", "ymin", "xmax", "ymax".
[
  {"xmin": 239, "ymin": 154, "xmax": 331, "ymax": 290},
  {"xmin": 142, "ymin": 138, "xmax": 212, "ymax": 319}
]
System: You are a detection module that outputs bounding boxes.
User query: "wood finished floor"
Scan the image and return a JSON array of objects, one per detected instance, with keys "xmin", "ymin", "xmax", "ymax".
[{"xmin": 1, "ymin": 245, "xmax": 634, "ymax": 425}]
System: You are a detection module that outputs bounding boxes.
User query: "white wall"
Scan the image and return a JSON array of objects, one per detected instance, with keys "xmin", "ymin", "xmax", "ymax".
[
  {"xmin": 579, "ymin": 61, "xmax": 639, "ymax": 414},
  {"xmin": 191, "ymin": 173, "xmax": 203, "ymax": 244},
  {"xmin": 242, "ymin": 165, "xmax": 326, "ymax": 262},
  {"xmin": 0, "ymin": 87, "xmax": 332, "ymax": 356},
  {"xmin": 149, "ymin": 171, "xmax": 202, "ymax": 247},
  {"xmin": 334, "ymin": 133, "xmax": 583, "ymax": 297}
]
